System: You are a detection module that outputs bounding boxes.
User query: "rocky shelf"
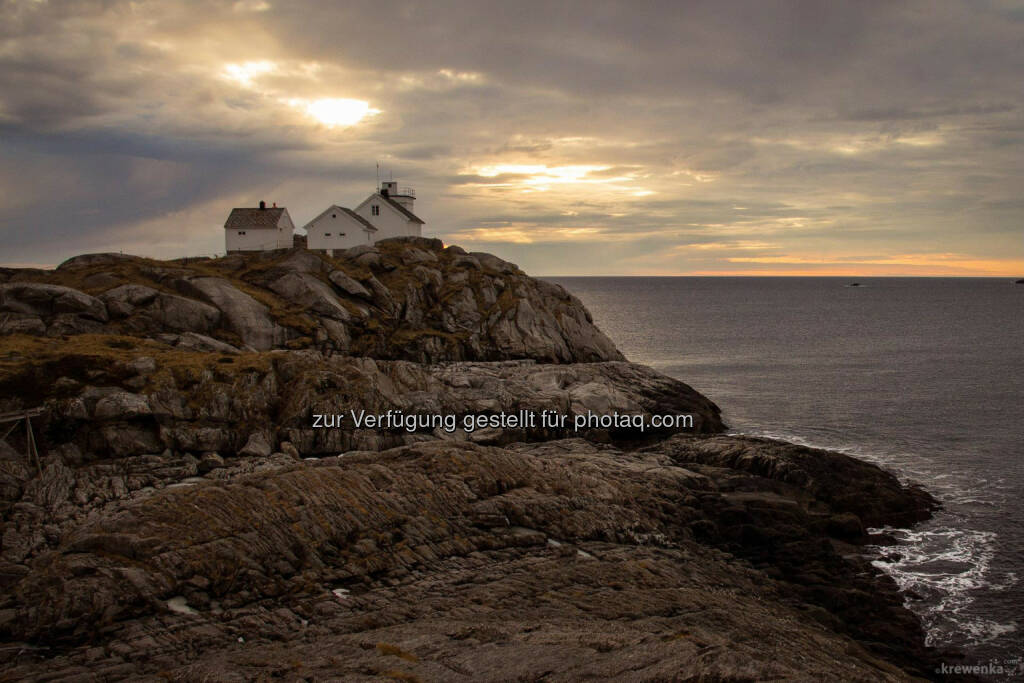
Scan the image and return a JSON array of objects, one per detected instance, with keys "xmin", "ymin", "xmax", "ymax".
[{"xmin": 0, "ymin": 239, "xmax": 962, "ymax": 680}]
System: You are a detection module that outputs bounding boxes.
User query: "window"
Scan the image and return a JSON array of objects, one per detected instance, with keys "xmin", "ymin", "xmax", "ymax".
[
  {"xmin": 238, "ymin": 230, "xmax": 246, "ymax": 235},
  {"xmin": 340, "ymin": 233, "xmax": 346, "ymax": 236},
  {"xmin": 372, "ymin": 205, "xmax": 380, "ymax": 216},
  {"xmin": 324, "ymin": 233, "xmax": 331, "ymax": 237},
  {"xmin": 331, "ymin": 214, "xmax": 336, "ymax": 218}
]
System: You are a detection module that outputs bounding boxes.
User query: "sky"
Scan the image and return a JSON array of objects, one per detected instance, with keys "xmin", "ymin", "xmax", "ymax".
[{"xmin": 1, "ymin": 0, "xmax": 1023, "ymax": 275}]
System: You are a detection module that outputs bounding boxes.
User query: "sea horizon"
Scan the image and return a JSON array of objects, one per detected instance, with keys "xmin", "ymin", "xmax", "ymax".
[{"xmin": 544, "ymin": 274, "xmax": 1023, "ymax": 279}]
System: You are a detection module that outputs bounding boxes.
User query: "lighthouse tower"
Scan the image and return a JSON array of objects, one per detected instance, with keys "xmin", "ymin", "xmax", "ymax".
[
  {"xmin": 351, "ymin": 178, "xmax": 425, "ymax": 239},
  {"xmin": 379, "ymin": 180, "xmax": 416, "ymax": 212}
]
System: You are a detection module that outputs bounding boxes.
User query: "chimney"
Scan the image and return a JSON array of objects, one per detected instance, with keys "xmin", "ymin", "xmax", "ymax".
[{"xmin": 259, "ymin": 200, "xmax": 266, "ymax": 210}]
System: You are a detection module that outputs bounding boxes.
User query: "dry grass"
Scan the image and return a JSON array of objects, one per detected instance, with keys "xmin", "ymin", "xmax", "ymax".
[
  {"xmin": 376, "ymin": 642, "xmax": 419, "ymax": 662},
  {"xmin": 0, "ymin": 333, "xmax": 273, "ymax": 404}
]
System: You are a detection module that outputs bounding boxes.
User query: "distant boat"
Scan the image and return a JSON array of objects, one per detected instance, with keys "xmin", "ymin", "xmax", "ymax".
[
  {"xmin": 1016, "ymin": 278, "xmax": 1024, "ymax": 284},
  {"xmin": 847, "ymin": 282, "xmax": 862, "ymax": 287}
]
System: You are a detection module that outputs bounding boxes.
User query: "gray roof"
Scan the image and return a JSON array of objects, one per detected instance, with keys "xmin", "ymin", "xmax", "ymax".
[
  {"xmin": 304, "ymin": 205, "xmax": 379, "ymax": 232},
  {"xmin": 381, "ymin": 195, "xmax": 425, "ymax": 224},
  {"xmin": 340, "ymin": 207, "xmax": 378, "ymax": 231},
  {"xmin": 224, "ymin": 207, "xmax": 286, "ymax": 229}
]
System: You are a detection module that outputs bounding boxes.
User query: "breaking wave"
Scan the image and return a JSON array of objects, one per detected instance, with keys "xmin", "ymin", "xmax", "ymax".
[{"xmin": 732, "ymin": 426, "xmax": 1019, "ymax": 654}]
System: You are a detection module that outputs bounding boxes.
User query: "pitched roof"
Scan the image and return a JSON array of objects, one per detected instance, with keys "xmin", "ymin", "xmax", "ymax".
[
  {"xmin": 380, "ymin": 195, "xmax": 425, "ymax": 224},
  {"xmin": 224, "ymin": 207, "xmax": 287, "ymax": 229},
  {"xmin": 340, "ymin": 207, "xmax": 378, "ymax": 231},
  {"xmin": 304, "ymin": 205, "xmax": 379, "ymax": 232}
]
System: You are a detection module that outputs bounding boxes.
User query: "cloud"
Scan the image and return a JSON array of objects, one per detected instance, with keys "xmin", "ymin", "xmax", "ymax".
[{"xmin": 0, "ymin": 0, "xmax": 1021, "ymax": 274}]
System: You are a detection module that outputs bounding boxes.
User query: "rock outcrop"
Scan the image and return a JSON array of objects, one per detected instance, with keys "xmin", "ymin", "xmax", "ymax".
[
  {"xmin": 0, "ymin": 240, "xmax": 952, "ymax": 681},
  {"xmin": 0, "ymin": 435, "xmax": 941, "ymax": 680},
  {"xmin": 2, "ymin": 238, "xmax": 623, "ymax": 363}
]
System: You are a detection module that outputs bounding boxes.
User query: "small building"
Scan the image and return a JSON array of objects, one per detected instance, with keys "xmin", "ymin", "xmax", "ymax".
[
  {"xmin": 353, "ymin": 181, "xmax": 425, "ymax": 240},
  {"xmin": 224, "ymin": 201, "xmax": 295, "ymax": 252},
  {"xmin": 304, "ymin": 205, "xmax": 378, "ymax": 255}
]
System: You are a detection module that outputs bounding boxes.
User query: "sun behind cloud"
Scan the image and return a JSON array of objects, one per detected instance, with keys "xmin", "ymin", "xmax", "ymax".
[{"xmin": 285, "ymin": 98, "xmax": 381, "ymax": 128}]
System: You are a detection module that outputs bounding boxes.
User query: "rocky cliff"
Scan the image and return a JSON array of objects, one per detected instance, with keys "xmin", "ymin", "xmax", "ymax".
[
  {"xmin": 0, "ymin": 238, "xmax": 622, "ymax": 363},
  {"xmin": 0, "ymin": 240, "xmax": 952, "ymax": 681}
]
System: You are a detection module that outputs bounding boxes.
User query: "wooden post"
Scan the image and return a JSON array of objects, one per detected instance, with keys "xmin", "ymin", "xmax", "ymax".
[
  {"xmin": 0, "ymin": 408, "xmax": 45, "ymax": 478},
  {"xmin": 26, "ymin": 413, "xmax": 41, "ymax": 476},
  {"xmin": 0, "ymin": 420, "xmax": 17, "ymax": 443}
]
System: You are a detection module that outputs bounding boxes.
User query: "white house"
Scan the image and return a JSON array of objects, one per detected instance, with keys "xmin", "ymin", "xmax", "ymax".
[
  {"xmin": 224, "ymin": 202, "xmax": 295, "ymax": 252},
  {"xmin": 352, "ymin": 180, "xmax": 425, "ymax": 240},
  {"xmin": 304, "ymin": 205, "xmax": 378, "ymax": 255}
]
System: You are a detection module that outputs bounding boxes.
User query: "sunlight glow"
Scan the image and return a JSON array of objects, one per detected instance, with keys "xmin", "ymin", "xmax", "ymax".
[
  {"xmin": 475, "ymin": 164, "xmax": 610, "ymax": 181},
  {"xmin": 722, "ymin": 252, "xmax": 1024, "ymax": 275},
  {"xmin": 398, "ymin": 69, "xmax": 486, "ymax": 90},
  {"xmin": 754, "ymin": 131, "xmax": 946, "ymax": 156},
  {"xmin": 222, "ymin": 60, "xmax": 276, "ymax": 86},
  {"xmin": 467, "ymin": 163, "xmax": 639, "ymax": 192},
  {"xmin": 681, "ymin": 241, "xmax": 780, "ymax": 251},
  {"xmin": 437, "ymin": 69, "xmax": 483, "ymax": 82},
  {"xmin": 287, "ymin": 98, "xmax": 381, "ymax": 127},
  {"xmin": 447, "ymin": 225, "xmax": 605, "ymax": 244}
]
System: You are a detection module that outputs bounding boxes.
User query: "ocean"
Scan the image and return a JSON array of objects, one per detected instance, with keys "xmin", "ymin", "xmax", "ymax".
[{"xmin": 547, "ymin": 276, "xmax": 1024, "ymax": 666}]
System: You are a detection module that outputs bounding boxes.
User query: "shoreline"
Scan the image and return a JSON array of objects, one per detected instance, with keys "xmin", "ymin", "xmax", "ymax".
[
  {"xmin": 0, "ymin": 241, "xmax": 974, "ymax": 679},
  {"xmin": 725, "ymin": 423, "xmax": 1019, "ymax": 655}
]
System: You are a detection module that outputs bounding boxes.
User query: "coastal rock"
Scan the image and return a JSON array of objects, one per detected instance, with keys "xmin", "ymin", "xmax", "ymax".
[
  {"xmin": 92, "ymin": 390, "xmax": 151, "ymax": 420},
  {"xmin": 268, "ymin": 272, "xmax": 351, "ymax": 321},
  {"xmin": 125, "ymin": 356, "xmax": 156, "ymax": 376},
  {"xmin": 0, "ymin": 283, "xmax": 108, "ymax": 323},
  {"xmin": 97, "ymin": 424, "xmax": 163, "ymax": 457},
  {"xmin": 175, "ymin": 277, "xmax": 284, "ymax": 350},
  {"xmin": 160, "ymin": 426, "xmax": 233, "ymax": 453},
  {"xmin": 20, "ymin": 349, "xmax": 721, "ymax": 463},
  {"xmin": 0, "ymin": 438, "xmax": 937, "ymax": 680},
  {"xmin": 80, "ymin": 271, "xmax": 122, "ymax": 290},
  {"xmin": 197, "ymin": 452, "xmax": 225, "ymax": 472},
  {"xmin": 0, "ymin": 313, "xmax": 46, "ymax": 335},
  {"xmin": 156, "ymin": 332, "xmax": 241, "ymax": 354},
  {"xmin": 327, "ymin": 269, "xmax": 371, "ymax": 299},
  {"xmin": 351, "ymin": 248, "xmax": 382, "ymax": 269},
  {"xmin": 238, "ymin": 431, "xmax": 273, "ymax": 458},
  {"xmin": 652, "ymin": 434, "xmax": 936, "ymax": 528},
  {"xmin": 45, "ymin": 313, "xmax": 106, "ymax": 336},
  {"xmin": 0, "ymin": 242, "xmax": 947, "ymax": 680},
  {"xmin": 0, "ymin": 241, "xmax": 623, "ymax": 364},
  {"xmin": 56, "ymin": 253, "xmax": 145, "ymax": 270},
  {"xmin": 273, "ymin": 248, "xmax": 329, "ymax": 274},
  {"xmin": 362, "ymin": 274, "xmax": 395, "ymax": 312},
  {"xmin": 100, "ymin": 283, "xmax": 160, "ymax": 307},
  {"xmin": 148, "ymin": 292, "xmax": 222, "ymax": 333},
  {"xmin": 470, "ymin": 251, "xmax": 521, "ymax": 274}
]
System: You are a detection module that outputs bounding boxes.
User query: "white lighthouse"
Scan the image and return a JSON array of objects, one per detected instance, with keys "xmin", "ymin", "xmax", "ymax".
[
  {"xmin": 378, "ymin": 180, "xmax": 416, "ymax": 212},
  {"xmin": 353, "ymin": 179, "xmax": 424, "ymax": 239}
]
